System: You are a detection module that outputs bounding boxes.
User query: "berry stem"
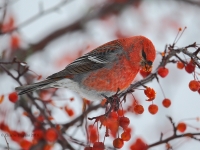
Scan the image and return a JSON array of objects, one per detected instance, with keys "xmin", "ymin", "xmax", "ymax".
[{"xmin": 158, "ymin": 81, "xmax": 166, "ymax": 98}]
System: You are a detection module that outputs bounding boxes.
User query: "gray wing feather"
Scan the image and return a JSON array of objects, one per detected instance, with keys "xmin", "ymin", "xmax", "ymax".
[
  {"xmin": 15, "ymin": 79, "xmax": 59, "ymax": 95},
  {"xmin": 88, "ymin": 56, "xmax": 110, "ymax": 63},
  {"xmin": 47, "ymin": 43, "xmax": 122, "ymax": 79}
]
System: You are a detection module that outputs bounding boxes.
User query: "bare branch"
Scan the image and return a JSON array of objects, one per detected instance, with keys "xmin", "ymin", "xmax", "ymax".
[
  {"xmin": 0, "ymin": 0, "xmax": 71, "ymax": 34},
  {"xmin": 62, "ymin": 103, "xmax": 102, "ymax": 131},
  {"xmin": 148, "ymin": 132, "xmax": 200, "ymax": 148}
]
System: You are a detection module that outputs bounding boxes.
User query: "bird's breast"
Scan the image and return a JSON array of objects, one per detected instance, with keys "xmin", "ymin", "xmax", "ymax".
[{"xmin": 82, "ymin": 57, "xmax": 140, "ymax": 92}]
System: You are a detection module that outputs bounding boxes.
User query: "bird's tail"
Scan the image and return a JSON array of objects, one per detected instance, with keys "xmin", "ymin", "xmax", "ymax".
[{"xmin": 15, "ymin": 79, "xmax": 58, "ymax": 95}]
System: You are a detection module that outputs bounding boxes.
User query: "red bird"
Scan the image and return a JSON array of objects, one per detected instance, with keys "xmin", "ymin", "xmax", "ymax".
[{"xmin": 16, "ymin": 36, "xmax": 156, "ymax": 101}]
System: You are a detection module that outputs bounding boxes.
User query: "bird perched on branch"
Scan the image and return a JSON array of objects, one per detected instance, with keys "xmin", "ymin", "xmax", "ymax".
[{"xmin": 16, "ymin": 36, "xmax": 156, "ymax": 101}]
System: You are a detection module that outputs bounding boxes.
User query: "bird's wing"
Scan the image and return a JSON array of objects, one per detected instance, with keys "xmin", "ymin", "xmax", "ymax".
[{"xmin": 47, "ymin": 41, "xmax": 122, "ymax": 79}]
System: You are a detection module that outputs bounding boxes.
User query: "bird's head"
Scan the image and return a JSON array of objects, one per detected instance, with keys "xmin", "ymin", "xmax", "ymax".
[
  {"xmin": 120, "ymin": 36, "xmax": 156, "ymax": 72},
  {"xmin": 139, "ymin": 37, "xmax": 156, "ymax": 72},
  {"xmin": 140, "ymin": 49, "xmax": 154, "ymax": 72}
]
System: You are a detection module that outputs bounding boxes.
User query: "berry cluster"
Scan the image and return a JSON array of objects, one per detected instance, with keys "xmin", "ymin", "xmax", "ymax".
[
  {"xmin": 144, "ymin": 87, "xmax": 159, "ymax": 115},
  {"xmin": 130, "ymin": 87, "xmax": 172, "ymax": 116},
  {"xmin": 86, "ymin": 110, "xmax": 132, "ymax": 149},
  {"xmin": 0, "ymin": 122, "xmax": 59, "ymax": 149},
  {"xmin": 176, "ymin": 60, "xmax": 200, "ymax": 93}
]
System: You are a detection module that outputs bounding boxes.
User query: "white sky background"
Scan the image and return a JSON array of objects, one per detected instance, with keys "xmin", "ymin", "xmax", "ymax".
[{"xmin": 0, "ymin": 0, "xmax": 200, "ymax": 150}]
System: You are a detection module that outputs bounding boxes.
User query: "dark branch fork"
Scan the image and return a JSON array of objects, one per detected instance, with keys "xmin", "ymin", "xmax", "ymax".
[{"xmin": 0, "ymin": 58, "xmax": 75, "ymax": 149}]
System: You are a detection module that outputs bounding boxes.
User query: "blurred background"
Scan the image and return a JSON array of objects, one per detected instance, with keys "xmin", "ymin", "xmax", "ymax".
[{"xmin": 0, "ymin": 0, "xmax": 200, "ymax": 149}]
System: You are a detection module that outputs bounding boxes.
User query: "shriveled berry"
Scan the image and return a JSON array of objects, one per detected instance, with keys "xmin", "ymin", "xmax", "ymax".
[{"xmin": 144, "ymin": 87, "xmax": 156, "ymax": 101}]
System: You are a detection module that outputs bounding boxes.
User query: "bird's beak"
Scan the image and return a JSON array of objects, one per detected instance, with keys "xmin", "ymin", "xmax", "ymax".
[
  {"xmin": 141, "ymin": 60, "xmax": 153, "ymax": 72},
  {"xmin": 140, "ymin": 49, "xmax": 153, "ymax": 72}
]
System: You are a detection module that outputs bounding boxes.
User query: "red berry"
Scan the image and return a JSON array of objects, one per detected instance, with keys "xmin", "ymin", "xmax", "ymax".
[
  {"xmin": 119, "ymin": 117, "xmax": 130, "ymax": 129},
  {"xmin": 185, "ymin": 63, "xmax": 195, "ymax": 73},
  {"xmin": 84, "ymin": 147, "xmax": 93, "ymax": 150},
  {"xmin": 8, "ymin": 92, "xmax": 18, "ymax": 103},
  {"xmin": 148, "ymin": 104, "xmax": 158, "ymax": 115},
  {"xmin": 177, "ymin": 61, "xmax": 184, "ymax": 69},
  {"xmin": 0, "ymin": 122, "xmax": 10, "ymax": 133},
  {"xmin": 134, "ymin": 105, "xmax": 144, "ymax": 114},
  {"xmin": 109, "ymin": 111, "xmax": 118, "ymax": 120},
  {"xmin": 140, "ymin": 69, "xmax": 151, "ymax": 78},
  {"xmin": 198, "ymin": 88, "xmax": 200, "ymax": 94},
  {"xmin": 162, "ymin": 98, "xmax": 171, "ymax": 108},
  {"xmin": 189, "ymin": 80, "xmax": 200, "ymax": 92},
  {"xmin": 121, "ymin": 131, "xmax": 131, "ymax": 141},
  {"xmin": 158, "ymin": 67, "xmax": 169, "ymax": 78},
  {"xmin": 10, "ymin": 34, "xmax": 20, "ymax": 50},
  {"xmin": 107, "ymin": 119, "xmax": 119, "ymax": 137},
  {"xmin": 33, "ymin": 129, "xmax": 44, "ymax": 141},
  {"xmin": 177, "ymin": 122, "xmax": 187, "ymax": 133},
  {"xmin": 117, "ymin": 109, "xmax": 124, "ymax": 117},
  {"xmin": 99, "ymin": 116, "xmax": 108, "ymax": 126},
  {"xmin": 45, "ymin": 128, "xmax": 58, "ymax": 142},
  {"xmin": 93, "ymin": 142, "xmax": 104, "ymax": 150},
  {"xmin": 113, "ymin": 138, "xmax": 124, "ymax": 149},
  {"xmin": 43, "ymin": 144, "xmax": 52, "ymax": 150},
  {"xmin": 88, "ymin": 125, "xmax": 98, "ymax": 143},
  {"xmin": 125, "ymin": 127, "xmax": 132, "ymax": 134},
  {"xmin": 20, "ymin": 139, "xmax": 32, "ymax": 149},
  {"xmin": 130, "ymin": 138, "xmax": 147, "ymax": 150}
]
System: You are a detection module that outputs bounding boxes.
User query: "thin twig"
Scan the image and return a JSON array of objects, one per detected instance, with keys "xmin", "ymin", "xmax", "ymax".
[
  {"xmin": 0, "ymin": 0, "xmax": 72, "ymax": 34},
  {"xmin": 4, "ymin": 135, "xmax": 9, "ymax": 150}
]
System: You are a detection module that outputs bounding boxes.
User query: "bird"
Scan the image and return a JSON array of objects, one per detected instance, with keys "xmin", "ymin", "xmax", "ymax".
[{"xmin": 15, "ymin": 36, "xmax": 156, "ymax": 101}]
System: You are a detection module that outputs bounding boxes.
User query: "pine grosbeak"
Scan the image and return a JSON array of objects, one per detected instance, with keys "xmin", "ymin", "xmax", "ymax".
[{"xmin": 16, "ymin": 36, "xmax": 156, "ymax": 101}]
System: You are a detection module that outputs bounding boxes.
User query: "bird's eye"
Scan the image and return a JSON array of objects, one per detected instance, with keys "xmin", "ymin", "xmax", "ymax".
[
  {"xmin": 147, "ymin": 61, "xmax": 153, "ymax": 66},
  {"xmin": 142, "ymin": 49, "xmax": 147, "ymax": 60}
]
